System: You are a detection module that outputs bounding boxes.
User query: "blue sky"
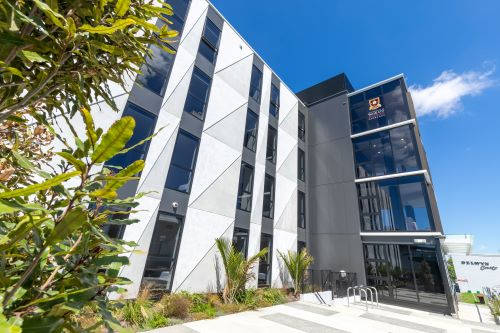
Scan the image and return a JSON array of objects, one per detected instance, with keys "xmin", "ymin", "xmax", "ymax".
[{"xmin": 210, "ymin": 0, "xmax": 500, "ymax": 252}]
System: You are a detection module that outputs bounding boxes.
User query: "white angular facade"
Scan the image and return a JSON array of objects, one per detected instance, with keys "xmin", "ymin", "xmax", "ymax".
[{"xmin": 86, "ymin": 0, "xmax": 305, "ymax": 298}]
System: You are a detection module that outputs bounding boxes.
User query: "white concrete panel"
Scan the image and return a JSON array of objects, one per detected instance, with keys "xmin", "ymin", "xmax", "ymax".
[
  {"xmin": 119, "ymin": 195, "xmax": 161, "ymax": 298},
  {"xmin": 180, "ymin": 0, "xmax": 208, "ymax": 44},
  {"xmin": 160, "ymin": 64, "xmax": 195, "ymax": 119},
  {"xmin": 271, "ymin": 229, "xmax": 297, "ymax": 288},
  {"xmin": 275, "ymin": 190, "xmax": 297, "ymax": 234},
  {"xmin": 250, "ymin": 162, "xmax": 265, "ymax": 225},
  {"xmin": 204, "ymin": 103, "xmax": 247, "ymax": 152},
  {"xmin": 278, "ymin": 86, "xmax": 298, "ymax": 126},
  {"xmin": 215, "ymin": 54, "xmax": 253, "ymax": 99},
  {"xmin": 276, "ymin": 129, "xmax": 296, "ymax": 171},
  {"xmin": 214, "ymin": 22, "xmax": 254, "ymax": 73},
  {"xmin": 277, "ymin": 146, "xmax": 298, "ymax": 182},
  {"xmin": 203, "ymin": 75, "xmax": 248, "ymax": 130},
  {"xmin": 274, "ymin": 174, "xmax": 297, "ymax": 226},
  {"xmin": 189, "ymin": 157, "xmax": 241, "ymax": 218},
  {"xmin": 188, "ymin": 134, "xmax": 241, "ymax": 204},
  {"xmin": 246, "ymin": 222, "xmax": 263, "ymax": 288},
  {"xmin": 260, "ymin": 65, "xmax": 273, "ymax": 118},
  {"xmin": 279, "ymin": 102, "xmax": 298, "ymax": 137},
  {"xmin": 171, "ymin": 208, "xmax": 234, "ymax": 291},
  {"xmin": 163, "ymin": 8, "xmax": 206, "ymax": 101}
]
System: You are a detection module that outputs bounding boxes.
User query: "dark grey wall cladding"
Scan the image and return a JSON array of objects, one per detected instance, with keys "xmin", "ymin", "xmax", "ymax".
[{"xmin": 306, "ymin": 92, "xmax": 365, "ymax": 282}]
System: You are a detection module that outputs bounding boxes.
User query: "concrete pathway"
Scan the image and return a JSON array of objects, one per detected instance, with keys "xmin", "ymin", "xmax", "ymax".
[{"xmin": 149, "ymin": 299, "xmax": 500, "ymax": 333}]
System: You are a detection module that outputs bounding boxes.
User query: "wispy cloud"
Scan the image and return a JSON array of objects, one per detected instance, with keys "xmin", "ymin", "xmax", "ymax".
[{"xmin": 409, "ymin": 66, "xmax": 495, "ymax": 118}]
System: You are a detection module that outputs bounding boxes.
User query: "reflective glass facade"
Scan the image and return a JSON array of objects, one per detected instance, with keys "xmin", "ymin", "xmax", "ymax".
[
  {"xmin": 357, "ymin": 175, "xmax": 434, "ymax": 232},
  {"xmin": 364, "ymin": 243, "xmax": 448, "ymax": 309},
  {"xmin": 353, "ymin": 125, "xmax": 420, "ymax": 178},
  {"xmin": 349, "ymin": 78, "xmax": 410, "ymax": 134}
]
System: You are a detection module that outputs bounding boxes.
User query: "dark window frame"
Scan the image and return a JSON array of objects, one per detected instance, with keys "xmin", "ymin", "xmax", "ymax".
[
  {"xmin": 198, "ymin": 18, "xmax": 221, "ymax": 64},
  {"xmin": 258, "ymin": 233, "xmax": 273, "ymax": 287},
  {"xmin": 232, "ymin": 227, "xmax": 249, "ymax": 258},
  {"xmin": 243, "ymin": 109, "xmax": 259, "ymax": 152},
  {"xmin": 298, "ymin": 112, "xmax": 306, "ymax": 142},
  {"xmin": 298, "ymin": 191, "xmax": 306, "ymax": 229},
  {"xmin": 266, "ymin": 125, "xmax": 278, "ymax": 164},
  {"xmin": 298, "ymin": 148, "xmax": 305, "ymax": 182},
  {"xmin": 262, "ymin": 174, "xmax": 275, "ymax": 219},
  {"xmin": 165, "ymin": 130, "xmax": 200, "ymax": 194},
  {"xmin": 236, "ymin": 162, "xmax": 254, "ymax": 212},
  {"xmin": 183, "ymin": 67, "xmax": 212, "ymax": 120},
  {"xmin": 269, "ymin": 83, "xmax": 280, "ymax": 118},
  {"xmin": 249, "ymin": 65, "xmax": 263, "ymax": 103}
]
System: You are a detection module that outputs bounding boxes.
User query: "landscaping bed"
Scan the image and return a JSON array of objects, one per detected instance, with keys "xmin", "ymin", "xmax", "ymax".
[{"xmin": 73, "ymin": 288, "xmax": 293, "ymax": 331}]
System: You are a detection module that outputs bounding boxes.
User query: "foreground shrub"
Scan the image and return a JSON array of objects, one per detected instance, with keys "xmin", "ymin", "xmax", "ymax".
[
  {"xmin": 262, "ymin": 288, "xmax": 287, "ymax": 305},
  {"xmin": 278, "ymin": 248, "xmax": 314, "ymax": 296},
  {"xmin": 160, "ymin": 293, "xmax": 192, "ymax": 319}
]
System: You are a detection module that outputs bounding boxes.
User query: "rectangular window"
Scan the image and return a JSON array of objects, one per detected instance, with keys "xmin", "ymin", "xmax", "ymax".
[
  {"xmin": 269, "ymin": 83, "xmax": 280, "ymax": 118},
  {"xmin": 298, "ymin": 241, "xmax": 306, "ymax": 253},
  {"xmin": 263, "ymin": 174, "xmax": 275, "ymax": 218},
  {"xmin": 249, "ymin": 65, "xmax": 263, "ymax": 103},
  {"xmin": 198, "ymin": 19, "xmax": 221, "ymax": 64},
  {"xmin": 266, "ymin": 126, "xmax": 278, "ymax": 164},
  {"xmin": 236, "ymin": 163, "xmax": 254, "ymax": 212},
  {"xmin": 165, "ymin": 131, "xmax": 199, "ymax": 193},
  {"xmin": 353, "ymin": 125, "xmax": 420, "ymax": 179},
  {"xmin": 357, "ymin": 175, "xmax": 434, "ymax": 232},
  {"xmin": 233, "ymin": 227, "xmax": 249, "ymax": 258},
  {"xmin": 298, "ymin": 148, "xmax": 305, "ymax": 181},
  {"xmin": 184, "ymin": 67, "xmax": 212, "ymax": 120},
  {"xmin": 349, "ymin": 78, "xmax": 410, "ymax": 134},
  {"xmin": 243, "ymin": 110, "xmax": 259, "ymax": 152},
  {"xmin": 136, "ymin": 44, "xmax": 175, "ymax": 96},
  {"xmin": 162, "ymin": 0, "xmax": 190, "ymax": 34},
  {"xmin": 298, "ymin": 112, "xmax": 306, "ymax": 141},
  {"xmin": 258, "ymin": 233, "xmax": 272, "ymax": 287},
  {"xmin": 298, "ymin": 191, "xmax": 306, "ymax": 229},
  {"xmin": 106, "ymin": 103, "xmax": 156, "ymax": 170},
  {"xmin": 143, "ymin": 213, "xmax": 183, "ymax": 291}
]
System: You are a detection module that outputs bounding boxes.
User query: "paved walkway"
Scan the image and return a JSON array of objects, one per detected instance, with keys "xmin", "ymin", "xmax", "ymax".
[{"xmin": 149, "ymin": 299, "xmax": 500, "ymax": 333}]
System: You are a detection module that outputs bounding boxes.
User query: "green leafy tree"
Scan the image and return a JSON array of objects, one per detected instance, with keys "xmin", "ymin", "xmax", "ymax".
[
  {"xmin": 215, "ymin": 238, "xmax": 268, "ymax": 304},
  {"xmin": 0, "ymin": 0, "xmax": 178, "ymax": 121},
  {"xmin": 447, "ymin": 257, "xmax": 457, "ymax": 283},
  {"xmin": 278, "ymin": 248, "xmax": 314, "ymax": 297},
  {"xmin": 0, "ymin": 0, "xmax": 179, "ymax": 331}
]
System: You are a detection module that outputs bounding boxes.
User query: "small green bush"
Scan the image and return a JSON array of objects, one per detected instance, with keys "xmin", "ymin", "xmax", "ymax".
[
  {"xmin": 160, "ymin": 293, "xmax": 193, "ymax": 319},
  {"xmin": 262, "ymin": 288, "xmax": 287, "ymax": 305},
  {"xmin": 183, "ymin": 293, "xmax": 216, "ymax": 318}
]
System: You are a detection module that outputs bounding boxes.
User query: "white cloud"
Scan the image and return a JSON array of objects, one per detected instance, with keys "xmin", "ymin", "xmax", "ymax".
[{"xmin": 409, "ymin": 67, "xmax": 495, "ymax": 118}]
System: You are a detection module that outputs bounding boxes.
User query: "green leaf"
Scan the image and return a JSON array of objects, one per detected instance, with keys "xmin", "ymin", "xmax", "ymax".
[
  {"xmin": 11, "ymin": 150, "xmax": 35, "ymax": 169},
  {"xmin": 89, "ymin": 188, "xmax": 117, "ymax": 199},
  {"xmin": 21, "ymin": 316, "xmax": 64, "ymax": 333},
  {"xmin": 66, "ymin": 17, "xmax": 76, "ymax": 37},
  {"xmin": 79, "ymin": 18, "xmax": 135, "ymax": 35},
  {"xmin": 79, "ymin": 107, "xmax": 97, "ymax": 148},
  {"xmin": 105, "ymin": 160, "xmax": 144, "ymax": 190},
  {"xmin": 0, "ymin": 171, "xmax": 80, "ymax": 199},
  {"xmin": 0, "ymin": 200, "xmax": 48, "ymax": 216},
  {"xmin": 33, "ymin": 0, "xmax": 66, "ymax": 29},
  {"xmin": 19, "ymin": 50, "xmax": 48, "ymax": 63},
  {"xmin": 114, "ymin": 0, "xmax": 131, "ymax": 17},
  {"xmin": 129, "ymin": 16, "xmax": 160, "ymax": 33},
  {"xmin": 45, "ymin": 207, "xmax": 87, "ymax": 245},
  {"xmin": 0, "ymin": 312, "xmax": 22, "ymax": 333},
  {"xmin": 91, "ymin": 116, "xmax": 135, "ymax": 163},
  {"xmin": 56, "ymin": 152, "xmax": 86, "ymax": 172},
  {"xmin": 0, "ymin": 216, "xmax": 48, "ymax": 251}
]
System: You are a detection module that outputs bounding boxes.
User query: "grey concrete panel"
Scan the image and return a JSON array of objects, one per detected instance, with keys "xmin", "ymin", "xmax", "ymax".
[
  {"xmin": 261, "ymin": 313, "xmax": 347, "ymax": 333},
  {"xmin": 307, "ymin": 94, "xmax": 350, "ymax": 145},
  {"xmin": 261, "ymin": 217, "xmax": 274, "ymax": 235},
  {"xmin": 248, "ymin": 98, "xmax": 260, "ymax": 115},
  {"xmin": 360, "ymin": 313, "xmax": 446, "ymax": 333},
  {"xmin": 179, "ymin": 113, "xmax": 204, "ymax": 138},
  {"xmin": 284, "ymin": 302, "xmax": 338, "ymax": 316},
  {"xmin": 160, "ymin": 189, "xmax": 190, "ymax": 216},
  {"xmin": 241, "ymin": 147, "xmax": 255, "ymax": 165},
  {"xmin": 206, "ymin": 7, "xmax": 223, "ymax": 28},
  {"xmin": 235, "ymin": 209, "xmax": 251, "ymax": 229},
  {"xmin": 128, "ymin": 84, "xmax": 163, "ymax": 116}
]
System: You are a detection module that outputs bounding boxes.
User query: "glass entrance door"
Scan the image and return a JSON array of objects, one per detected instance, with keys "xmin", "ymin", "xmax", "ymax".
[{"xmin": 142, "ymin": 212, "xmax": 183, "ymax": 291}]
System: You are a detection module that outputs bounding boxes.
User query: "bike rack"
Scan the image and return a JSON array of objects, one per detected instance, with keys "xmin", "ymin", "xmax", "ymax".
[{"xmin": 347, "ymin": 285, "xmax": 378, "ymax": 310}]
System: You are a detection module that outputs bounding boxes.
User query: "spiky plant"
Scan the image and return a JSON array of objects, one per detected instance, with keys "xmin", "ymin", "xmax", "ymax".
[
  {"xmin": 278, "ymin": 248, "xmax": 314, "ymax": 296},
  {"xmin": 215, "ymin": 238, "xmax": 268, "ymax": 304}
]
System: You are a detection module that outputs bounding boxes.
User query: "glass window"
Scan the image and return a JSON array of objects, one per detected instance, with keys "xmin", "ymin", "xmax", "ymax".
[
  {"xmin": 349, "ymin": 78, "xmax": 411, "ymax": 134},
  {"xmin": 198, "ymin": 19, "xmax": 221, "ymax": 63},
  {"xmin": 357, "ymin": 175, "xmax": 434, "ymax": 232},
  {"xmin": 236, "ymin": 163, "xmax": 254, "ymax": 212},
  {"xmin": 266, "ymin": 126, "xmax": 278, "ymax": 164},
  {"xmin": 233, "ymin": 228, "xmax": 249, "ymax": 258},
  {"xmin": 184, "ymin": 67, "xmax": 211, "ymax": 119},
  {"xmin": 258, "ymin": 233, "xmax": 272, "ymax": 287},
  {"xmin": 298, "ymin": 112, "xmax": 306, "ymax": 141},
  {"xmin": 298, "ymin": 241, "xmax": 306, "ymax": 253},
  {"xmin": 364, "ymin": 243, "xmax": 447, "ymax": 308},
  {"xmin": 353, "ymin": 125, "xmax": 420, "ymax": 178},
  {"xmin": 165, "ymin": 131, "xmax": 199, "ymax": 193},
  {"xmin": 136, "ymin": 44, "xmax": 175, "ymax": 96},
  {"xmin": 249, "ymin": 65, "xmax": 263, "ymax": 103},
  {"xmin": 161, "ymin": 0, "xmax": 190, "ymax": 36},
  {"xmin": 106, "ymin": 103, "xmax": 156, "ymax": 170},
  {"xmin": 263, "ymin": 174, "xmax": 275, "ymax": 218},
  {"xmin": 243, "ymin": 110, "xmax": 259, "ymax": 152},
  {"xmin": 142, "ymin": 213, "xmax": 183, "ymax": 291},
  {"xmin": 298, "ymin": 191, "xmax": 306, "ymax": 229},
  {"xmin": 298, "ymin": 148, "xmax": 305, "ymax": 181},
  {"xmin": 269, "ymin": 83, "xmax": 280, "ymax": 118}
]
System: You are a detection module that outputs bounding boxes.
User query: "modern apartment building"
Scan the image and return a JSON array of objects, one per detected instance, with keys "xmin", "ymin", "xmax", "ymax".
[{"xmin": 85, "ymin": 0, "xmax": 456, "ymax": 314}]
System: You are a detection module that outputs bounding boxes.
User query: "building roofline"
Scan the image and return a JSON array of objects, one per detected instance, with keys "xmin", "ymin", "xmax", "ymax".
[{"xmin": 347, "ymin": 73, "xmax": 405, "ymax": 96}]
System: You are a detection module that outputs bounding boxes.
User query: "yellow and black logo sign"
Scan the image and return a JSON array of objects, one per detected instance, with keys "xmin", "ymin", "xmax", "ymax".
[{"xmin": 368, "ymin": 97, "xmax": 382, "ymax": 110}]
